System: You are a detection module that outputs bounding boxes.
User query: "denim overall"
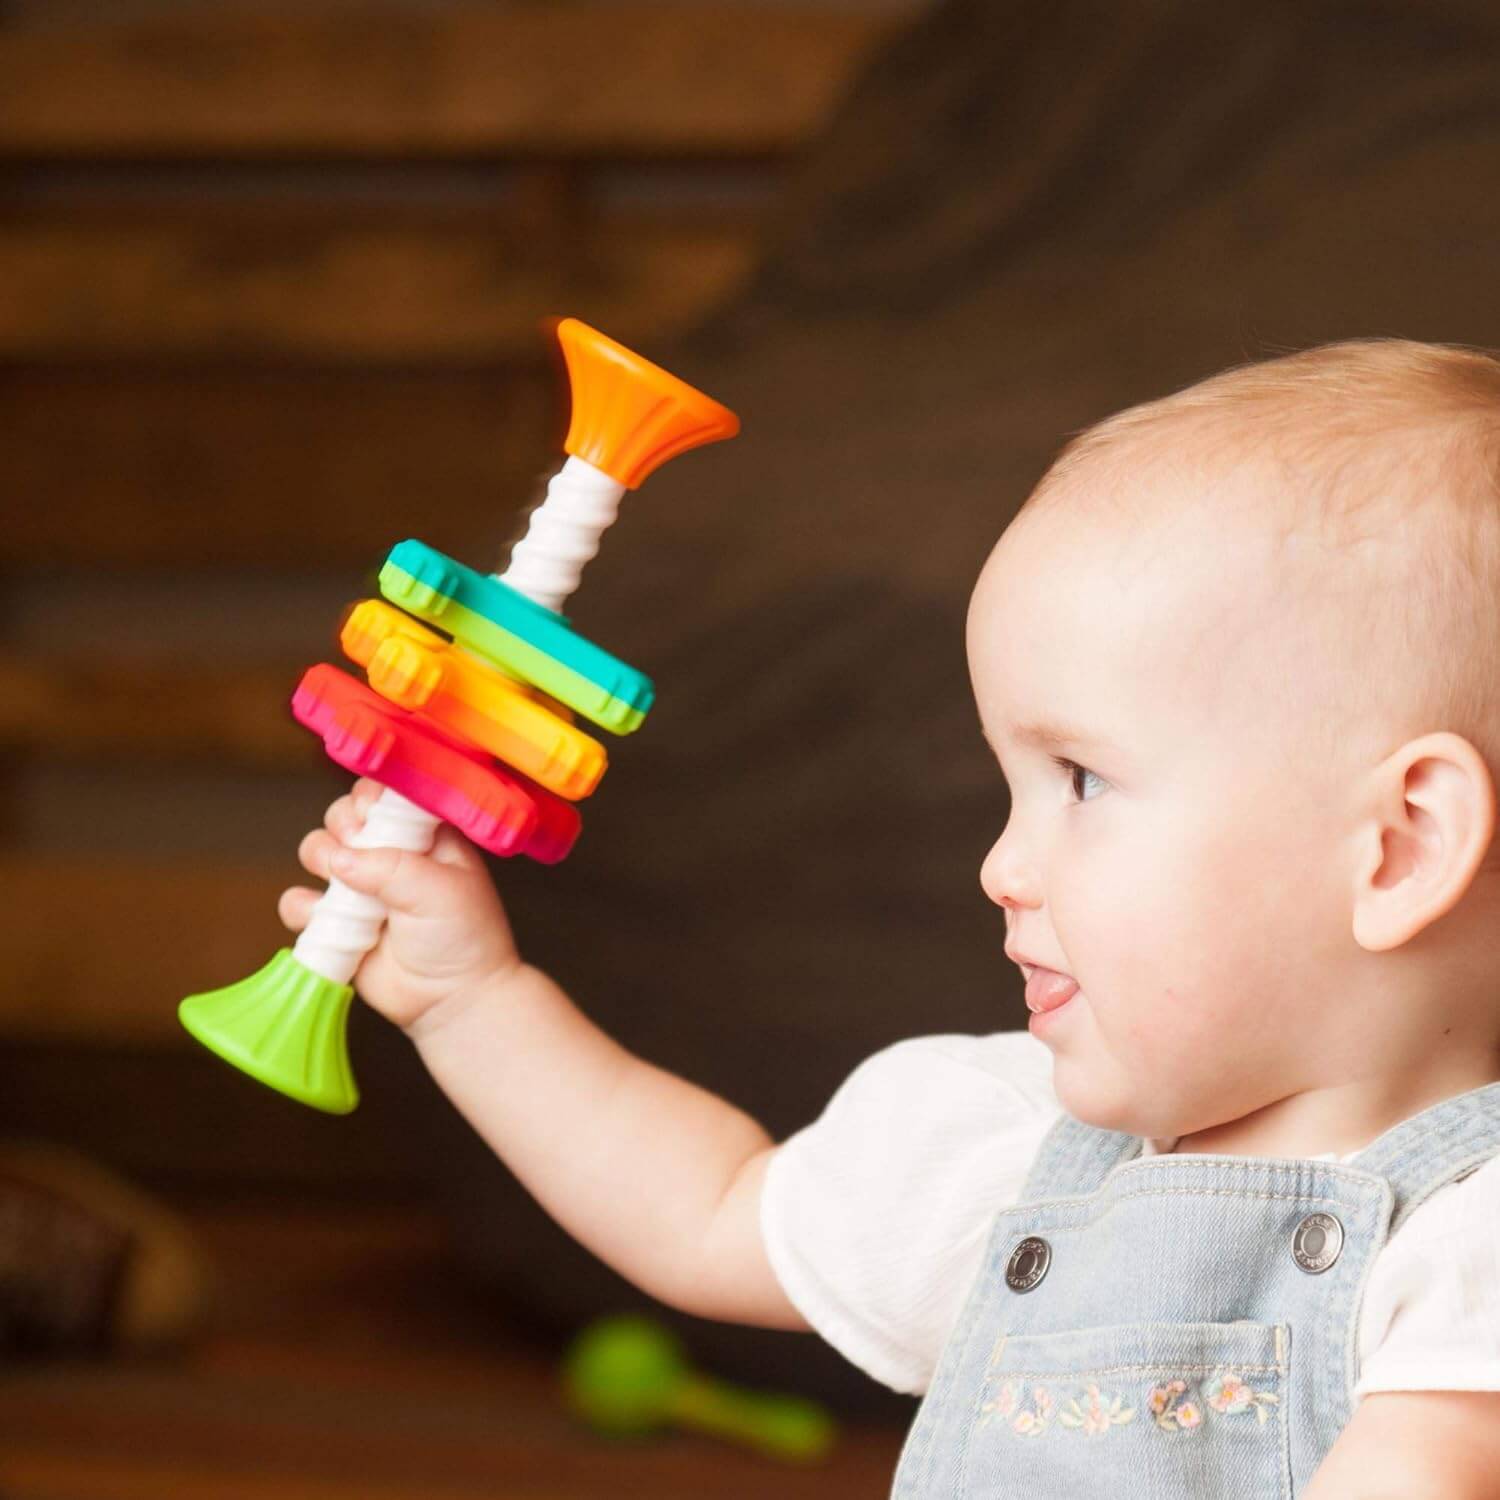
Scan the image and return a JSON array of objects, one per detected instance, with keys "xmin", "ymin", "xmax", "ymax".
[{"xmin": 891, "ymin": 1079, "xmax": 1500, "ymax": 1498}]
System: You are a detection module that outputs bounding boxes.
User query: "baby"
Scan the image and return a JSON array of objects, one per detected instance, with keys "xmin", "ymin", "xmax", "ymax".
[{"xmin": 281, "ymin": 337, "xmax": 1500, "ymax": 1497}]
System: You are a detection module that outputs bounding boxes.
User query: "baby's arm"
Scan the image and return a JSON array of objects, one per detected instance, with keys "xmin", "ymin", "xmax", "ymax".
[
  {"xmin": 1303, "ymin": 1390, "xmax": 1500, "ymax": 1498},
  {"xmin": 280, "ymin": 778, "xmax": 807, "ymax": 1331},
  {"xmin": 411, "ymin": 963, "xmax": 802, "ymax": 1327}
]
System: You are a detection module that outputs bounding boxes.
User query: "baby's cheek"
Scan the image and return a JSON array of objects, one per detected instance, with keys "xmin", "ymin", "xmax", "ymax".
[
  {"xmin": 1119, "ymin": 975, "xmax": 1219, "ymax": 1073},
  {"xmin": 1066, "ymin": 789, "xmax": 1250, "ymax": 948},
  {"xmin": 1080, "ymin": 835, "xmax": 1241, "ymax": 1027},
  {"xmin": 1071, "ymin": 838, "xmax": 1180, "ymax": 986}
]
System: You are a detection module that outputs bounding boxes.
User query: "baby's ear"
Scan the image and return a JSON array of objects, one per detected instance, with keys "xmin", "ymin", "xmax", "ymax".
[{"xmin": 1350, "ymin": 732, "xmax": 1498, "ymax": 952}]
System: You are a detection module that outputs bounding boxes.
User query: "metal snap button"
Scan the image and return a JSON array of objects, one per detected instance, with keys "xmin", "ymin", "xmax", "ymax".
[
  {"xmin": 1005, "ymin": 1235, "xmax": 1051, "ymax": 1292},
  {"xmin": 1291, "ymin": 1212, "xmax": 1344, "ymax": 1273}
]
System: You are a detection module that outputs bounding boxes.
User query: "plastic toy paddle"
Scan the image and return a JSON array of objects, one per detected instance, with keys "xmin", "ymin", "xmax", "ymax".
[
  {"xmin": 563, "ymin": 1314, "xmax": 837, "ymax": 1462},
  {"xmin": 179, "ymin": 319, "xmax": 738, "ymax": 1113}
]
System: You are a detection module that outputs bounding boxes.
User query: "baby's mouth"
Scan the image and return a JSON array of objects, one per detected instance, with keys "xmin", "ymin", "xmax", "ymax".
[{"xmin": 1024, "ymin": 966, "xmax": 1080, "ymax": 1014}]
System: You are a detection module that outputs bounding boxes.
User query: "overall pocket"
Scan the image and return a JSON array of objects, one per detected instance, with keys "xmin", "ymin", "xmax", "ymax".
[{"xmin": 959, "ymin": 1319, "xmax": 1291, "ymax": 1500}]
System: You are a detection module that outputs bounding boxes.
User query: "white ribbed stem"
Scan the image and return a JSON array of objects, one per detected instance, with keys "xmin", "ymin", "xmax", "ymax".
[
  {"xmin": 292, "ymin": 454, "xmax": 627, "ymax": 986},
  {"xmin": 501, "ymin": 455, "xmax": 627, "ymax": 614},
  {"xmin": 293, "ymin": 789, "xmax": 440, "ymax": 983}
]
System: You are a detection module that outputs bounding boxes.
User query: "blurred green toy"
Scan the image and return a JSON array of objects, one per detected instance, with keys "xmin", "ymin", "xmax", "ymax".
[{"xmin": 563, "ymin": 1313, "xmax": 837, "ymax": 1462}]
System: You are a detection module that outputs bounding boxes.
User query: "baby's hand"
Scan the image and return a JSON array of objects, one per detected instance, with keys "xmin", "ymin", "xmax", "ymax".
[{"xmin": 278, "ymin": 777, "xmax": 523, "ymax": 1036}]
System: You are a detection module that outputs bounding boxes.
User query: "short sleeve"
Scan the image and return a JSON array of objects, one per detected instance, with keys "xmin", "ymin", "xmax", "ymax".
[
  {"xmin": 760, "ymin": 1031, "xmax": 1063, "ymax": 1395},
  {"xmin": 1354, "ymin": 1153, "xmax": 1500, "ymax": 1399}
]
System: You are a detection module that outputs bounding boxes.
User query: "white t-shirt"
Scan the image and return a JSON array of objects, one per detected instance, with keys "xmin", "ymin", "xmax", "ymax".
[{"xmin": 760, "ymin": 1031, "xmax": 1500, "ymax": 1400}]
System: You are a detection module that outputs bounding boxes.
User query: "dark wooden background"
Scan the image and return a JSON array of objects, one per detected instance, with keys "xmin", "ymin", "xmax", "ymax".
[
  {"xmin": 0, "ymin": 0, "xmax": 909, "ymax": 1197},
  {"xmin": 11, "ymin": 0, "xmax": 1500, "ymax": 1489},
  {"xmin": 0, "ymin": 6, "xmax": 925, "ymax": 1491}
]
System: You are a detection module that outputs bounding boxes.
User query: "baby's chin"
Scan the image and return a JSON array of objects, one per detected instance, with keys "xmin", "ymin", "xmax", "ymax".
[{"xmin": 1047, "ymin": 1043, "xmax": 1192, "ymax": 1141}]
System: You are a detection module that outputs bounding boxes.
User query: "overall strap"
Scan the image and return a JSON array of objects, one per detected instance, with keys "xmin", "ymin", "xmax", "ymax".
[
  {"xmin": 1019, "ymin": 1110, "xmax": 1142, "ymax": 1201},
  {"xmin": 1347, "ymin": 1079, "xmax": 1500, "ymax": 1236}
]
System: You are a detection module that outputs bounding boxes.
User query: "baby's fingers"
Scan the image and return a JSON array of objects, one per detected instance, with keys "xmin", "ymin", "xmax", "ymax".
[
  {"xmin": 351, "ymin": 777, "xmax": 385, "ymax": 815},
  {"xmin": 428, "ymin": 823, "xmax": 486, "ymax": 872},
  {"xmin": 277, "ymin": 884, "xmax": 323, "ymax": 933},
  {"xmin": 323, "ymin": 778, "xmax": 383, "ymax": 842},
  {"xmin": 298, "ymin": 827, "xmax": 340, "ymax": 880}
]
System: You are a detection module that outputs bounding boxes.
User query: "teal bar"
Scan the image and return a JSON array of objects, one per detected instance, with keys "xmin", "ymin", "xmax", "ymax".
[{"xmin": 378, "ymin": 540, "xmax": 653, "ymax": 735}]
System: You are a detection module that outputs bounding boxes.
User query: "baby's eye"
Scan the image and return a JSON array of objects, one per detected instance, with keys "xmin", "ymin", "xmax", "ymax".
[{"xmin": 1052, "ymin": 756, "xmax": 1106, "ymax": 804}]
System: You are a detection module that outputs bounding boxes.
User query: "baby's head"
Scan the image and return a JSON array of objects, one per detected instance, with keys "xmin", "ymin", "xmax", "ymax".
[{"xmin": 967, "ymin": 338, "xmax": 1500, "ymax": 1153}]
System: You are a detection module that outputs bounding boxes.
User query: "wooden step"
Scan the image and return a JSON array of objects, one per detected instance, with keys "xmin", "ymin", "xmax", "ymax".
[
  {"xmin": 0, "ymin": 364, "xmax": 555, "ymax": 566},
  {"xmin": 0, "ymin": 856, "xmax": 297, "ymax": 1044},
  {"xmin": 0, "ymin": 3, "xmax": 897, "ymax": 159},
  {"xmin": 0, "ymin": 214, "xmax": 759, "ymax": 361},
  {"xmin": 0, "ymin": 1198, "xmax": 907, "ymax": 1497},
  {"xmin": 0, "ymin": 653, "xmax": 310, "ymax": 770}
]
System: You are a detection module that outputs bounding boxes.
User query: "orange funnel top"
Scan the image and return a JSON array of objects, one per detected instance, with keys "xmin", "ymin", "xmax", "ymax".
[{"xmin": 556, "ymin": 319, "xmax": 740, "ymax": 489}]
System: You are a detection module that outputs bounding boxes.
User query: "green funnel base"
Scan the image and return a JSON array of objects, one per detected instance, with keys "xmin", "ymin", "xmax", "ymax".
[{"xmin": 179, "ymin": 948, "xmax": 359, "ymax": 1115}]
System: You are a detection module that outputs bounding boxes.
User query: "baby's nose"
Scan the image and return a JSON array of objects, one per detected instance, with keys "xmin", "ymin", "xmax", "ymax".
[{"xmin": 980, "ymin": 836, "xmax": 1040, "ymax": 911}]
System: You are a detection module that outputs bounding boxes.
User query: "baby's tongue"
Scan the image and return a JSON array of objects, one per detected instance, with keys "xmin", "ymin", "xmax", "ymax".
[{"xmin": 1026, "ymin": 969, "xmax": 1079, "ymax": 1014}]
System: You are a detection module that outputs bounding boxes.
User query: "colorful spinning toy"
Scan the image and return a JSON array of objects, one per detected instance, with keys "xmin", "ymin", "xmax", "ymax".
[{"xmin": 178, "ymin": 319, "xmax": 739, "ymax": 1113}]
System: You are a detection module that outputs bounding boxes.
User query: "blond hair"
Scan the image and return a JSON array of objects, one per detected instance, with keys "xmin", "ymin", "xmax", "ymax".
[{"xmin": 1021, "ymin": 338, "xmax": 1500, "ymax": 842}]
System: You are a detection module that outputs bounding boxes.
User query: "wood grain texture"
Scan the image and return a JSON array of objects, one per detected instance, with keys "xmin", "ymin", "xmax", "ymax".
[
  {"xmin": 0, "ymin": 1034, "xmax": 443, "ymax": 1193},
  {"xmin": 0, "ymin": 1200, "xmax": 906, "ymax": 1497},
  {"xmin": 0, "ymin": 654, "xmax": 309, "ymax": 768},
  {"xmin": 0, "ymin": 365, "xmax": 554, "ymax": 566},
  {"xmin": 0, "ymin": 3, "xmax": 896, "ymax": 159},
  {"xmin": 0, "ymin": 216, "xmax": 758, "ymax": 360},
  {"xmin": 0, "ymin": 856, "xmax": 298, "ymax": 1044}
]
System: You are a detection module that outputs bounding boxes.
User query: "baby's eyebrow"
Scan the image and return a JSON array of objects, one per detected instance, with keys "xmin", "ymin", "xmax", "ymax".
[{"xmin": 983, "ymin": 720, "xmax": 1109, "ymax": 755}]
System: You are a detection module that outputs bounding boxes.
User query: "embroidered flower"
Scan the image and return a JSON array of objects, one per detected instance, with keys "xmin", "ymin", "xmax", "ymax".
[
  {"xmin": 979, "ymin": 1380, "xmax": 1020, "ymax": 1424},
  {"xmin": 1204, "ymin": 1372, "xmax": 1280, "ymax": 1425},
  {"xmin": 1149, "ymin": 1379, "xmax": 1187, "ymax": 1418},
  {"xmin": 1011, "ymin": 1384, "xmax": 1054, "ymax": 1436},
  {"xmin": 1150, "ymin": 1372, "xmax": 1278, "ymax": 1431},
  {"xmin": 1206, "ymin": 1373, "xmax": 1252, "ymax": 1412},
  {"xmin": 1151, "ymin": 1379, "xmax": 1199, "ymax": 1431},
  {"xmin": 1058, "ymin": 1382, "xmax": 1136, "ymax": 1435},
  {"xmin": 983, "ymin": 1370, "xmax": 1277, "ymax": 1440}
]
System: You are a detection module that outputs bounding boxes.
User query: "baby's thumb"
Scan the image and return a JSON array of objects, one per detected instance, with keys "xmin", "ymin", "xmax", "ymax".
[{"xmin": 329, "ymin": 844, "xmax": 429, "ymax": 913}]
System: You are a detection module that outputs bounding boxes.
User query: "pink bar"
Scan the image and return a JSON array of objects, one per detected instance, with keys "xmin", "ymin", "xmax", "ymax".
[{"xmin": 291, "ymin": 664, "xmax": 581, "ymax": 864}]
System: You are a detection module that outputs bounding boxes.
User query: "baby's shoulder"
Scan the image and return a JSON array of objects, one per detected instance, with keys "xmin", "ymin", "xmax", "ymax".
[{"xmin": 1398, "ymin": 1148, "xmax": 1500, "ymax": 1242}]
